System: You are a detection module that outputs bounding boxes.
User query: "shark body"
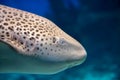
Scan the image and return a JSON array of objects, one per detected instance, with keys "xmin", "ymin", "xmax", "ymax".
[{"xmin": 0, "ymin": 5, "xmax": 87, "ymax": 74}]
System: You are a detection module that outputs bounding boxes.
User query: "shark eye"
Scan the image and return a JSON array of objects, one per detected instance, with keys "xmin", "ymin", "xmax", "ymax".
[
  {"xmin": 58, "ymin": 38, "xmax": 66, "ymax": 45},
  {"xmin": 52, "ymin": 37, "xmax": 66, "ymax": 45}
]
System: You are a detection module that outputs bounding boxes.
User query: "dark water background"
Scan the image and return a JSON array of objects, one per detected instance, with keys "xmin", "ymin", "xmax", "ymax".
[{"xmin": 0, "ymin": 0, "xmax": 120, "ymax": 80}]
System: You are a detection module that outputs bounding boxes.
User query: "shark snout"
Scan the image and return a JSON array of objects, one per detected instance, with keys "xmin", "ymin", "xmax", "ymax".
[
  {"xmin": 67, "ymin": 42, "xmax": 87, "ymax": 68},
  {"xmin": 68, "ymin": 49, "xmax": 87, "ymax": 68},
  {"xmin": 74, "ymin": 46, "xmax": 86, "ymax": 63}
]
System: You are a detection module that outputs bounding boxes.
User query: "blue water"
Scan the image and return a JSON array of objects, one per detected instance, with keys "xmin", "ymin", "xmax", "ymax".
[{"xmin": 0, "ymin": 0, "xmax": 120, "ymax": 80}]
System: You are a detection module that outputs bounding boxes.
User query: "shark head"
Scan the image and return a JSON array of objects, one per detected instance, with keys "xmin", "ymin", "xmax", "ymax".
[
  {"xmin": 37, "ymin": 28, "xmax": 87, "ymax": 66},
  {"xmin": 0, "ymin": 4, "xmax": 87, "ymax": 74}
]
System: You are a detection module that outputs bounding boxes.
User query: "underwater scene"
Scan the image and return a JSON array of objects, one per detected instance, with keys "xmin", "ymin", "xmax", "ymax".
[{"xmin": 0, "ymin": 0, "xmax": 120, "ymax": 80}]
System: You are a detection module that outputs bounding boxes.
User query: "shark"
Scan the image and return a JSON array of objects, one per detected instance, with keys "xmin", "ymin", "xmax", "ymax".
[{"xmin": 0, "ymin": 4, "xmax": 87, "ymax": 74}]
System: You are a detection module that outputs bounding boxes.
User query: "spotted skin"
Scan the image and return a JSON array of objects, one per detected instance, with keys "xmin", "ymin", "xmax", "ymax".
[{"xmin": 0, "ymin": 5, "xmax": 87, "ymax": 74}]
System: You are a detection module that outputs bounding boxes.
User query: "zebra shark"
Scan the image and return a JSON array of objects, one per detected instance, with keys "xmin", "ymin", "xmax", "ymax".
[{"xmin": 0, "ymin": 4, "xmax": 87, "ymax": 74}]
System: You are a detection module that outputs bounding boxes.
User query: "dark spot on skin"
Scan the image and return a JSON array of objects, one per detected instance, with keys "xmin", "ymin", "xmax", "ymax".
[
  {"xmin": 1, "ymin": 26, "xmax": 4, "ymax": 29},
  {"xmin": 2, "ymin": 10, "xmax": 7, "ymax": 14},
  {"xmin": 13, "ymin": 12, "xmax": 18, "ymax": 16},
  {"xmin": 8, "ymin": 27, "xmax": 13, "ymax": 31},
  {"xmin": 0, "ymin": 25, "xmax": 4, "ymax": 29},
  {"xmin": 36, "ymin": 34, "xmax": 40, "ymax": 36},
  {"xmin": 30, "ymin": 20, "xmax": 34, "ymax": 22},
  {"xmin": 41, "ymin": 38, "xmax": 44, "ymax": 41},
  {"xmin": 27, "ymin": 31, "xmax": 30, "ymax": 34},
  {"xmin": 45, "ymin": 42, "xmax": 47, "ymax": 45},
  {"xmin": 34, "ymin": 26, "xmax": 37, "ymax": 28},
  {"xmin": 46, "ymin": 38, "xmax": 48, "ymax": 40},
  {"xmin": 3, "ymin": 19, "xmax": 8, "ymax": 22},
  {"xmin": 27, "ymin": 49, "xmax": 29, "ymax": 51},
  {"xmin": 36, "ymin": 36, "xmax": 39, "ymax": 39},
  {"xmin": 24, "ymin": 25, "xmax": 28, "ymax": 27},
  {"xmin": 54, "ymin": 50, "xmax": 57, "ymax": 52},
  {"xmin": 14, "ymin": 37, "xmax": 17, "ymax": 40},
  {"xmin": 50, "ymin": 49, "xmax": 53, "ymax": 51},
  {"xmin": 25, "ymin": 15, "xmax": 29, "ymax": 18},
  {"xmin": 15, "ymin": 18, "xmax": 21, "ymax": 21},
  {"xmin": 35, "ymin": 19, "xmax": 39, "ymax": 21},
  {"xmin": 24, "ymin": 32, "xmax": 27, "ymax": 35},
  {"xmin": 45, "ymin": 22, "xmax": 47, "ymax": 24},
  {"xmin": 31, "ymin": 32, "xmax": 35, "ymax": 35},
  {"xmin": 10, "ymin": 21, "xmax": 15, "ymax": 24},
  {"xmin": 6, "ymin": 32, "xmax": 10, "ymax": 37},
  {"xmin": 40, "ymin": 49, "xmax": 42, "ymax": 51},
  {"xmin": 20, "ymin": 41, "xmax": 23, "ymax": 45},
  {"xmin": 29, "ymin": 37, "xmax": 35, "ymax": 40},
  {"xmin": 1, "ymin": 37, "xmax": 4, "ymax": 39},
  {"xmin": 13, "ymin": 37, "xmax": 17, "ymax": 40},
  {"xmin": 23, "ymin": 36, "xmax": 26, "ymax": 39},
  {"xmin": 53, "ymin": 37, "xmax": 56, "ymax": 43},
  {"xmin": 1, "ymin": 35, "xmax": 4, "ymax": 37},
  {"xmin": 8, "ymin": 12, "xmax": 11, "ymax": 14},
  {"xmin": 19, "ymin": 28, "xmax": 22, "ymax": 31},
  {"xmin": 40, "ymin": 32, "xmax": 43, "ymax": 33},
  {"xmin": 48, "ymin": 33, "xmax": 51, "ymax": 36},
  {"xmin": 17, "ymin": 33, "xmax": 19, "ymax": 35},
  {"xmin": 30, "ymin": 43, "xmax": 33, "ymax": 46},
  {"xmin": 58, "ymin": 49, "xmax": 61, "ymax": 51},
  {"xmin": 45, "ymin": 47, "xmax": 47, "ymax": 50},
  {"xmin": 41, "ymin": 52, "xmax": 44, "ymax": 55},
  {"xmin": 43, "ymin": 34, "xmax": 46, "ymax": 37},
  {"xmin": 0, "ymin": 20, "xmax": 3, "ymax": 23},
  {"xmin": 47, "ymin": 53, "xmax": 49, "ymax": 55},
  {"xmin": 34, "ymin": 53, "xmax": 37, "ymax": 56},
  {"xmin": 28, "ymin": 22, "xmax": 32, "ymax": 25},
  {"xmin": 7, "ymin": 15, "xmax": 12, "ymax": 18},
  {"xmin": 41, "ymin": 20, "xmax": 44, "ymax": 22},
  {"xmin": 36, "ymin": 30, "xmax": 39, "ymax": 32},
  {"xmin": 3, "ymin": 23, "xmax": 8, "ymax": 25},
  {"xmin": 27, "ymin": 45, "xmax": 29, "ymax": 47},
  {"xmin": 0, "ymin": 25, "xmax": 2, "ymax": 28},
  {"xmin": 39, "ymin": 27, "xmax": 43, "ymax": 30},
  {"xmin": 2, "ymin": 31, "xmax": 4, "ymax": 33},
  {"xmin": 23, "ymin": 29, "xmax": 26, "ymax": 31},
  {"xmin": 20, "ymin": 14, "xmax": 23, "ymax": 17},
  {"xmin": 30, "ymin": 28, "xmax": 34, "ymax": 31},
  {"xmin": 16, "ymin": 22, "xmax": 21, "ymax": 26},
  {"xmin": 45, "ymin": 30, "xmax": 48, "ymax": 32},
  {"xmin": 40, "ymin": 43, "xmax": 43, "ymax": 47},
  {"xmin": 0, "ymin": 15, "xmax": 4, "ymax": 18},
  {"xmin": 36, "ymin": 47, "xmax": 39, "ymax": 50},
  {"xmin": 41, "ymin": 23, "xmax": 44, "ymax": 25},
  {"xmin": 36, "ymin": 22, "xmax": 39, "ymax": 25}
]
